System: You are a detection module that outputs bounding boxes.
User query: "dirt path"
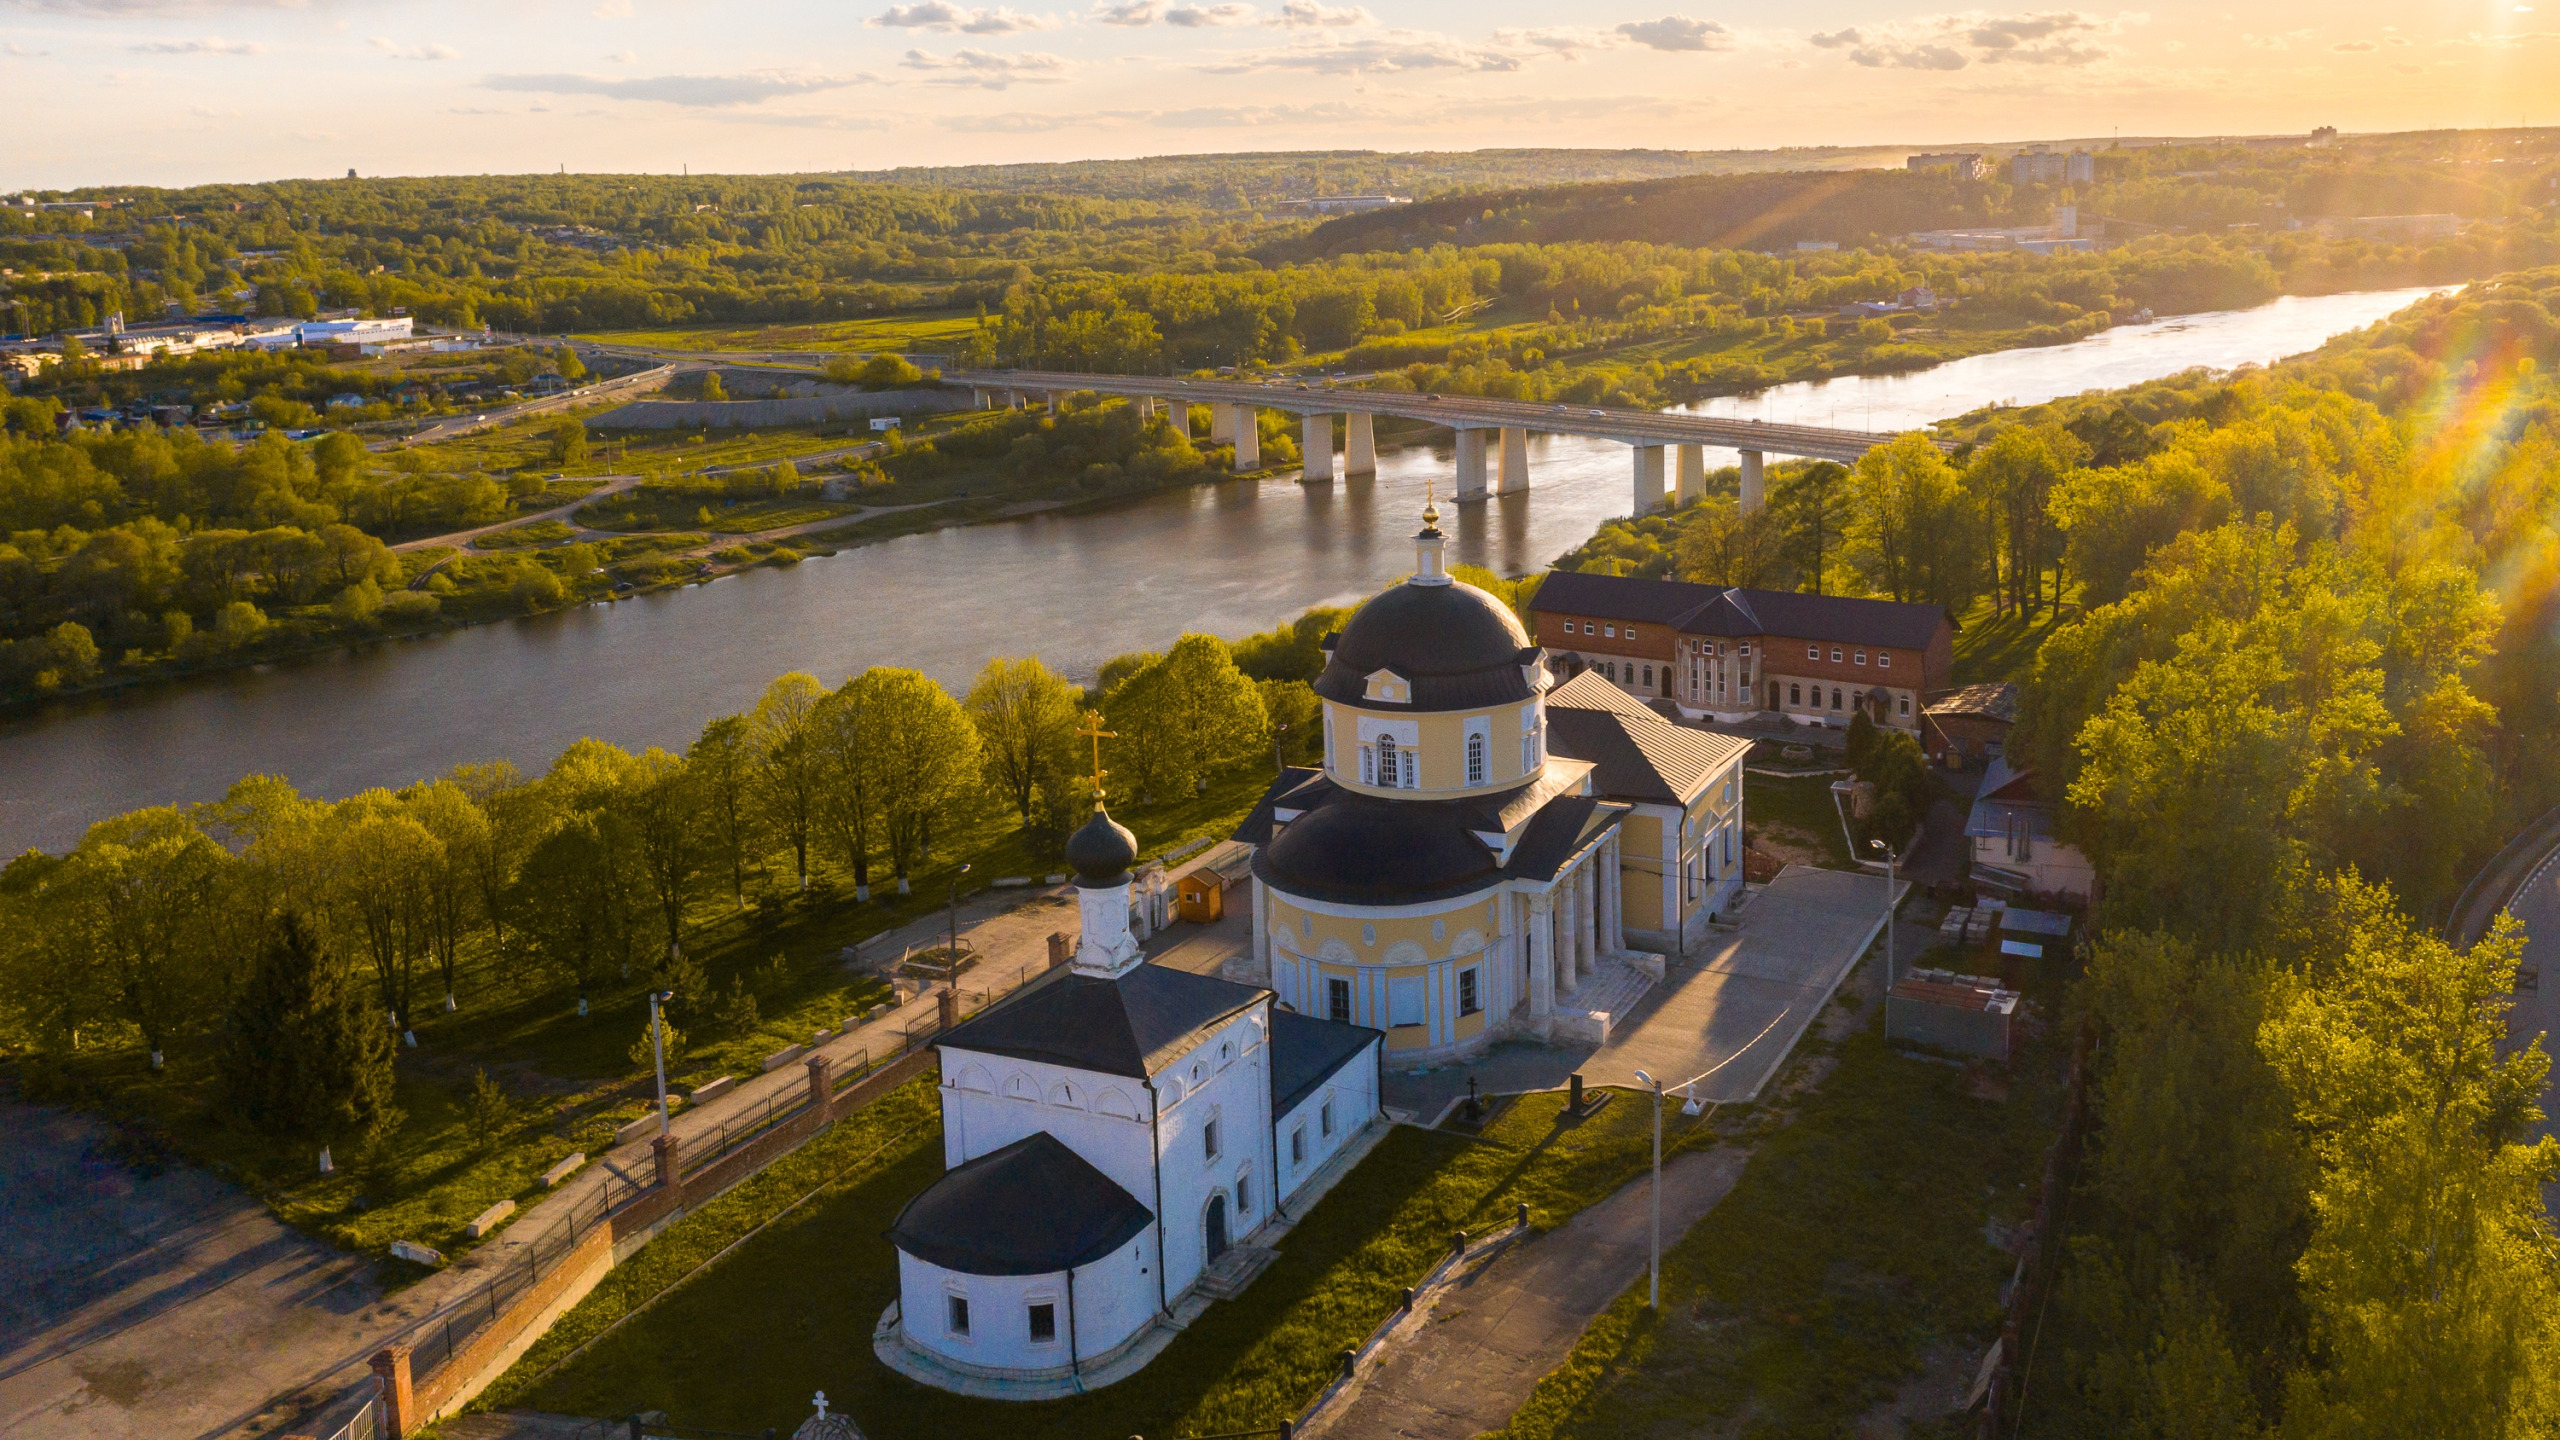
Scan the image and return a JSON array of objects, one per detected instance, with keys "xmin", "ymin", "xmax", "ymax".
[{"xmin": 390, "ymin": 475, "xmax": 645, "ymax": 555}]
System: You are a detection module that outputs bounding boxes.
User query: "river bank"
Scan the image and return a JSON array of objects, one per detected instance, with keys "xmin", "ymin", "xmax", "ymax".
[{"xmin": 0, "ymin": 285, "xmax": 2445, "ymax": 855}]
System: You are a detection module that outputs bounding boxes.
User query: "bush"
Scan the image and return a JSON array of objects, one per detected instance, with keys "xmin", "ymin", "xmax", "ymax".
[
  {"xmin": 511, "ymin": 566, "xmax": 567, "ymax": 610},
  {"xmin": 380, "ymin": 590, "xmax": 442, "ymax": 624}
]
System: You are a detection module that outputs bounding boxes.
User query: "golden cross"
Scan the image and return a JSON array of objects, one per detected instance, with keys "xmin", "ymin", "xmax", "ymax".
[{"xmin": 1076, "ymin": 710, "xmax": 1117, "ymax": 798}]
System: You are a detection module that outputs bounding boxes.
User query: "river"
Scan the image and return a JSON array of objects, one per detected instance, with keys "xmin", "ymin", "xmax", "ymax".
[{"xmin": 0, "ymin": 285, "xmax": 2444, "ymax": 854}]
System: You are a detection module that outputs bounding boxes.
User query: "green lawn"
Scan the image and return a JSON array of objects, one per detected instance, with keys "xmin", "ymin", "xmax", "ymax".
[
  {"xmin": 499, "ymin": 1085, "xmax": 1719, "ymax": 1437},
  {"xmin": 473, "ymin": 519, "xmax": 575, "ymax": 549},
  {"xmin": 1950, "ymin": 600, "xmax": 2075, "ymax": 687},
  {"xmin": 576, "ymin": 311, "xmax": 984, "ymax": 355},
  {"xmin": 1746, "ymin": 772, "xmax": 1855, "ymax": 869},
  {"xmin": 1487, "ymin": 1003, "xmax": 2068, "ymax": 1440},
  {"xmin": 579, "ymin": 487, "xmax": 863, "ymax": 535}
]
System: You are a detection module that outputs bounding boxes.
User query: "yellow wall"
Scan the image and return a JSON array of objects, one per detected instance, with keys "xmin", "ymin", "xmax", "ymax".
[
  {"xmin": 1324, "ymin": 697, "xmax": 1540, "ymax": 798},
  {"xmin": 1268, "ymin": 891, "xmax": 1499, "ymax": 962}
]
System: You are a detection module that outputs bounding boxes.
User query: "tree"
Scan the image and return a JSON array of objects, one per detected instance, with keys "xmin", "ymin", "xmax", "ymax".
[
  {"xmin": 45, "ymin": 621, "xmax": 99, "ymax": 685},
  {"xmin": 1845, "ymin": 433, "xmax": 1981, "ymax": 608},
  {"xmin": 1673, "ymin": 499, "xmax": 1786, "ymax": 589},
  {"xmin": 1148, "ymin": 633, "xmax": 1267, "ymax": 795},
  {"xmin": 1773, "ymin": 461, "xmax": 1849, "ymax": 594},
  {"xmin": 510, "ymin": 810, "xmax": 637, "ymax": 1005},
  {"xmin": 59, "ymin": 808, "xmax": 231, "ymax": 1066},
  {"xmin": 1962, "ymin": 423, "xmax": 2087, "ymax": 616},
  {"xmin": 218, "ymin": 912, "xmax": 397, "ymax": 1151},
  {"xmin": 747, "ymin": 672, "xmax": 827, "ymax": 891},
  {"xmin": 809, "ymin": 682, "xmax": 881, "ymax": 899},
  {"xmin": 554, "ymin": 345, "xmax": 587, "ymax": 382},
  {"xmin": 619, "ymin": 748, "xmax": 700, "ymax": 958},
  {"xmin": 2261, "ymin": 895, "xmax": 2560, "ymax": 1438},
  {"xmin": 845, "ymin": 667, "xmax": 980, "ymax": 888},
  {"xmin": 548, "ymin": 416, "xmax": 590, "ymax": 466},
  {"xmin": 687, "ymin": 714, "xmax": 759, "ymax": 907},
  {"xmin": 400, "ymin": 779, "xmax": 486, "ymax": 1010},
  {"xmin": 699, "ymin": 371, "xmax": 728, "ymax": 402},
  {"xmin": 964, "ymin": 655, "xmax": 1079, "ymax": 824},
  {"xmin": 1257, "ymin": 678, "xmax": 1321, "ymax": 768},
  {"xmin": 328, "ymin": 798, "xmax": 439, "ymax": 1035},
  {"xmin": 448, "ymin": 760, "xmax": 537, "ymax": 958}
]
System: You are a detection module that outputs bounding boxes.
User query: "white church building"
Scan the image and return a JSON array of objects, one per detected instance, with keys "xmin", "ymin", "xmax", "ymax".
[{"xmin": 874, "ymin": 796, "xmax": 1384, "ymax": 1397}]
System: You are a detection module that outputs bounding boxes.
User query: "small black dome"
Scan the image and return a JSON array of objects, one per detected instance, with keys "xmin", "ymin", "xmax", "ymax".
[
  {"xmin": 1314, "ymin": 579, "xmax": 1537, "ymax": 711},
  {"xmin": 1065, "ymin": 804, "xmax": 1138, "ymax": 888}
]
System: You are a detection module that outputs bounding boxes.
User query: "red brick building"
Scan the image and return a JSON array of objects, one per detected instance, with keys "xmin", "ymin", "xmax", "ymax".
[{"xmin": 1528, "ymin": 571, "xmax": 1956, "ymax": 731}]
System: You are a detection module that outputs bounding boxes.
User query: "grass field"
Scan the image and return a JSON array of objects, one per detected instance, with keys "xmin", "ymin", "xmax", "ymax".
[
  {"xmin": 577, "ymin": 311, "xmax": 985, "ymax": 355},
  {"xmin": 1485, "ymin": 959, "xmax": 2070, "ymax": 1440},
  {"xmin": 472, "ymin": 519, "xmax": 575, "ymax": 549},
  {"xmin": 498, "ymin": 1084, "xmax": 1718, "ymax": 1438},
  {"xmin": 1746, "ymin": 772, "xmax": 1856, "ymax": 869}
]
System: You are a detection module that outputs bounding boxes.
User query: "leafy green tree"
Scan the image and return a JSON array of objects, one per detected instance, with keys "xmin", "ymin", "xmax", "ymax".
[
  {"xmin": 747, "ymin": 672, "xmax": 827, "ymax": 891},
  {"xmin": 1672, "ymin": 498, "xmax": 1786, "ymax": 589},
  {"xmin": 845, "ymin": 667, "xmax": 981, "ymax": 888},
  {"xmin": 1845, "ymin": 433, "xmax": 1981, "ymax": 608},
  {"xmin": 686, "ymin": 714, "xmax": 760, "ymax": 907},
  {"xmin": 45, "ymin": 621, "xmax": 98, "ymax": 684},
  {"xmin": 218, "ymin": 912, "xmax": 398, "ymax": 1151},
  {"xmin": 1962, "ymin": 423, "xmax": 2087, "ymax": 617},
  {"xmin": 59, "ymin": 808, "xmax": 232, "ymax": 1065},
  {"xmin": 400, "ymin": 779, "xmax": 487, "ymax": 1010},
  {"xmin": 1256, "ymin": 678, "xmax": 1320, "ymax": 769},
  {"xmin": 327, "ymin": 797, "xmax": 439, "ymax": 1034},
  {"xmin": 554, "ymin": 345, "xmax": 587, "ymax": 382},
  {"xmin": 698, "ymin": 371, "xmax": 728, "ymax": 403},
  {"xmin": 963, "ymin": 655, "xmax": 1079, "ymax": 824},
  {"xmin": 618, "ymin": 748, "xmax": 701, "ymax": 958},
  {"xmin": 548, "ymin": 417, "xmax": 589, "ymax": 466},
  {"xmin": 1773, "ymin": 461, "xmax": 1849, "ymax": 595},
  {"xmin": 510, "ymin": 810, "xmax": 637, "ymax": 1006}
]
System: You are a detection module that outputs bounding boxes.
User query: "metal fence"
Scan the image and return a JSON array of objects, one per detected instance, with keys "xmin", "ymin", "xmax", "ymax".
[
  {"xmin": 677, "ymin": 1086, "xmax": 816, "ymax": 1182},
  {"xmin": 404, "ymin": 1163, "xmax": 635, "ymax": 1383},
  {"xmin": 308, "ymin": 1396, "xmax": 380, "ymax": 1440}
]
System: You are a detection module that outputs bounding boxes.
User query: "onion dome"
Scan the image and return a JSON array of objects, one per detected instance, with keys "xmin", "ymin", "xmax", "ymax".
[{"xmin": 1065, "ymin": 802, "xmax": 1139, "ymax": 888}]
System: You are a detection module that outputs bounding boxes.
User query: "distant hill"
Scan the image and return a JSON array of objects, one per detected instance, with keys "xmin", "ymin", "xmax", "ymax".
[{"xmin": 1285, "ymin": 168, "xmax": 2043, "ymax": 257}]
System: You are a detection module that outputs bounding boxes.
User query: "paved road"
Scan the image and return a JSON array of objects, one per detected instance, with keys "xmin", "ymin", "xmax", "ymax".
[
  {"xmin": 391, "ymin": 365, "xmax": 681, "ymax": 449},
  {"xmin": 2497, "ymin": 847, "xmax": 2560, "ymax": 1211},
  {"xmin": 389, "ymin": 475, "xmax": 645, "ymax": 554},
  {"xmin": 0, "ymin": 1104, "xmax": 418, "ymax": 1440}
]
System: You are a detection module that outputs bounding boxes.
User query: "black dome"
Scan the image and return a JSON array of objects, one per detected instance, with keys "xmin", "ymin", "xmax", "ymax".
[
  {"xmin": 1066, "ymin": 804, "xmax": 1138, "ymax": 887},
  {"xmin": 1313, "ymin": 579, "xmax": 1538, "ymax": 711},
  {"xmin": 1256, "ymin": 792, "xmax": 1503, "ymax": 905}
]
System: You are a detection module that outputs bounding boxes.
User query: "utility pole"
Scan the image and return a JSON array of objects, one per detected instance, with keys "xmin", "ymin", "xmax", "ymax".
[
  {"xmin": 648, "ymin": 989, "xmax": 676, "ymax": 1137},
  {"xmin": 1633, "ymin": 1069, "xmax": 1664, "ymax": 1308}
]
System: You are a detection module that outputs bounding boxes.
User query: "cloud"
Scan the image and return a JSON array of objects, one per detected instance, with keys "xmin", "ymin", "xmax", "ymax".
[
  {"xmin": 606, "ymin": 48, "xmax": 635, "ymax": 61},
  {"xmin": 1165, "ymin": 2, "xmax": 1256, "ymax": 24},
  {"xmin": 1091, "ymin": 0, "xmax": 1156, "ymax": 20},
  {"xmin": 2331, "ymin": 39, "xmax": 2374, "ymax": 51},
  {"xmin": 1615, "ymin": 15, "xmax": 1733, "ymax": 51},
  {"xmin": 370, "ymin": 37, "xmax": 459, "ymax": 60},
  {"xmin": 484, "ymin": 70, "xmax": 874, "ymax": 106},
  {"xmin": 593, "ymin": 0, "xmax": 632, "ymax": 16},
  {"xmin": 2391, "ymin": 61, "xmax": 2420, "ymax": 72},
  {"xmin": 4, "ymin": 38, "xmax": 48, "ymax": 55},
  {"xmin": 131, "ymin": 35, "xmax": 260, "ymax": 53},
  {"xmin": 899, "ymin": 46, "xmax": 1067, "ymax": 85},
  {"xmin": 1495, "ymin": 24, "xmax": 1615, "ymax": 57},
  {"xmin": 1199, "ymin": 32, "xmax": 1521, "ymax": 73},
  {"xmin": 1274, "ymin": 0, "xmax": 1367, "ymax": 24},
  {"xmin": 871, "ymin": 2, "xmax": 1060, "ymax": 32},
  {"xmin": 1811, "ymin": 10, "xmax": 2128, "ymax": 70}
]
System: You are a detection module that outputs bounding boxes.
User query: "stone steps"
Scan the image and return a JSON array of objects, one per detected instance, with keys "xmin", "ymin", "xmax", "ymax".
[
  {"xmin": 1194, "ymin": 1243, "xmax": 1279, "ymax": 1300},
  {"xmin": 1554, "ymin": 957, "xmax": 1658, "ymax": 1042}
]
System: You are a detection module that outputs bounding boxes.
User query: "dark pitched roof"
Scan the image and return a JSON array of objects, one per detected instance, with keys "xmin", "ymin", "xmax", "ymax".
[
  {"xmin": 938, "ymin": 963, "xmax": 1264, "ymax": 1078},
  {"xmin": 1246, "ymin": 772, "xmax": 1625, "ymax": 904},
  {"xmin": 1270, "ymin": 1008, "xmax": 1381, "ymax": 1117},
  {"xmin": 889, "ymin": 1132, "xmax": 1153, "ymax": 1276},
  {"xmin": 1313, "ymin": 579, "xmax": 1538, "ymax": 712},
  {"xmin": 1233, "ymin": 767, "xmax": 1327, "ymax": 847},
  {"xmin": 1530, "ymin": 570, "xmax": 1952, "ymax": 651},
  {"xmin": 1546, "ymin": 707, "xmax": 1750, "ymax": 805},
  {"xmin": 1544, "ymin": 669, "xmax": 1657, "ymax": 719},
  {"xmin": 1503, "ymin": 796, "xmax": 1629, "ymax": 883}
]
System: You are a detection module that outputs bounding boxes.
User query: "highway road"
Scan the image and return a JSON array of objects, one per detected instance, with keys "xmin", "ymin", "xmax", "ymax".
[{"xmin": 388, "ymin": 363, "xmax": 678, "ymax": 449}]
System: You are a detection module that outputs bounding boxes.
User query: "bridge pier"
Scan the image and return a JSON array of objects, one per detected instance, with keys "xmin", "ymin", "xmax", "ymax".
[
  {"xmin": 972, "ymin": 386, "xmax": 992, "ymax": 410},
  {"xmin": 1135, "ymin": 395, "xmax": 1157, "ymax": 421},
  {"xmin": 1632, "ymin": 445, "xmax": 1666, "ymax": 515},
  {"xmin": 1676, "ymin": 444, "xmax": 1705, "ymax": 506},
  {"xmin": 1230, "ymin": 405, "xmax": 1259, "ymax": 469},
  {"xmin": 1208, "ymin": 402, "xmax": 1233, "ymax": 444},
  {"xmin": 1045, "ymin": 391, "xmax": 1059, "ymax": 415},
  {"xmin": 1740, "ymin": 449, "xmax": 1766, "ymax": 514},
  {"xmin": 1303, "ymin": 413, "xmax": 1337, "ymax": 483},
  {"xmin": 1345, "ymin": 411, "xmax": 1376, "ymax": 476},
  {"xmin": 1499, "ymin": 426, "xmax": 1529, "ymax": 494},
  {"xmin": 1454, "ymin": 428, "xmax": 1489, "ymax": 500}
]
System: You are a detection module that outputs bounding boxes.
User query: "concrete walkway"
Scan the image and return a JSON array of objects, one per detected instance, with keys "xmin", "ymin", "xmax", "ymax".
[{"xmin": 1301, "ymin": 1147, "xmax": 1753, "ymax": 1440}]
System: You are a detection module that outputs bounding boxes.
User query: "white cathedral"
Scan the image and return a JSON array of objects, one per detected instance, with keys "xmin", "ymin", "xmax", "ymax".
[{"xmin": 875, "ymin": 793, "xmax": 1385, "ymax": 1396}]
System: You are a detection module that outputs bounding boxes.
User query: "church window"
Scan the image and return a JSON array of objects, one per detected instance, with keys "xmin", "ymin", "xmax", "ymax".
[
  {"xmin": 1220, "ymin": 1040, "xmax": 1233, "ymax": 1065},
  {"xmin": 1431, "ymin": 918, "xmax": 1446, "ymax": 941},
  {"xmin": 1300, "ymin": 913, "xmax": 1312, "ymax": 937},
  {"xmin": 947, "ymin": 1294, "xmax": 971, "ymax": 1337},
  {"xmin": 1466, "ymin": 732, "xmax": 1486, "ymax": 785},
  {"xmin": 1237, "ymin": 1171, "xmax": 1253, "ymax": 1216},
  {"xmin": 1028, "ymin": 1302, "xmax": 1057, "ymax": 1344},
  {"xmin": 1203, "ymin": 1114, "xmax": 1222, "ymax": 1162},
  {"xmin": 1327, "ymin": 976, "xmax": 1351, "ymax": 1023},
  {"xmin": 1291, "ymin": 1125, "xmax": 1307, "ymax": 1165},
  {"xmin": 1361, "ymin": 922, "xmax": 1377, "ymax": 946},
  {"xmin": 1459, "ymin": 966, "xmax": 1480, "ymax": 1016},
  {"xmin": 1321, "ymin": 1100, "xmax": 1335, "ymax": 1137}
]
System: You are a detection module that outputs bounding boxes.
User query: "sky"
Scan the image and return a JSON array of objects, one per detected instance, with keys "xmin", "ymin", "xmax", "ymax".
[{"xmin": 2, "ymin": 0, "xmax": 2556, "ymax": 189}]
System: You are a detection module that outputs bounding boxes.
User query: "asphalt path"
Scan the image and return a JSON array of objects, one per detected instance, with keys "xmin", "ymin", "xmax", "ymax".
[
  {"xmin": 2496, "ymin": 847, "xmax": 2560, "ymax": 1211},
  {"xmin": 388, "ymin": 475, "xmax": 643, "ymax": 555}
]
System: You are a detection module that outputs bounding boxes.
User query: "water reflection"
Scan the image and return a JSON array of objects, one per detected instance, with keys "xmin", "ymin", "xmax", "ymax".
[{"xmin": 0, "ymin": 285, "xmax": 2444, "ymax": 853}]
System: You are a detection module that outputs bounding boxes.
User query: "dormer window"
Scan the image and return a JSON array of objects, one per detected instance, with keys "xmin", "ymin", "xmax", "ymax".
[{"xmin": 1363, "ymin": 668, "xmax": 1409, "ymax": 704}]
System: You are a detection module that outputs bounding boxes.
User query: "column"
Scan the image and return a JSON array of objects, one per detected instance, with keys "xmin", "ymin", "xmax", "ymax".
[
  {"xmin": 1454, "ymin": 428, "xmax": 1489, "ymax": 500},
  {"xmin": 1303, "ymin": 412, "xmax": 1337, "ymax": 482},
  {"xmin": 1499, "ymin": 426, "xmax": 1529, "ymax": 494},
  {"xmin": 1676, "ymin": 443, "xmax": 1706, "ymax": 505},
  {"xmin": 1004, "ymin": 388, "xmax": 1021, "ymax": 410},
  {"xmin": 1578, "ymin": 867, "xmax": 1598, "ymax": 980},
  {"xmin": 805, "ymin": 1053, "xmax": 835, "ymax": 1122},
  {"xmin": 1604, "ymin": 834, "xmax": 1624, "ymax": 952},
  {"xmin": 1632, "ymin": 445, "xmax": 1666, "ymax": 515},
  {"xmin": 1136, "ymin": 395, "xmax": 1157, "ymax": 421},
  {"xmin": 971, "ymin": 387, "xmax": 990, "ymax": 409},
  {"xmin": 1209, "ymin": 402, "xmax": 1234, "ymax": 442},
  {"xmin": 1557, "ymin": 875, "xmax": 1580, "ymax": 992},
  {"xmin": 1497, "ymin": 890, "xmax": 1517, "ymax": 1016},
  {"xmin": 1230, "ymin": 405, "xmax": 1260, "ymax": 469},
  {"xmin": 1740, "ymin": 450, "xmax": 1766, "ymax": 514},
  {"xmin": 371, "ymin": 1345, "xmax": 418, "ymax": 1440},
  {"xmin": 1529, "ymin": 896, "xmax": 1556, "ymax": 1019},
  {"xmin": 1345, "ymin": 411, "xmax": 1377, "ymax": 476},
  {"xmin": 1045, "ymin": 390, "xmax": 1059, "ymax": 415}
]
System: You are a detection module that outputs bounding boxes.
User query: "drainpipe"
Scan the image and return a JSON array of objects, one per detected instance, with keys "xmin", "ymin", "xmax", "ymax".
[
  {"xmin": 1142, "ymin": 1075, "xmax": 1169, "ymax": 1317},
  {"xmin": 1065, "ymin": 1264, "xmax": 1083, "ymax": 1391}
]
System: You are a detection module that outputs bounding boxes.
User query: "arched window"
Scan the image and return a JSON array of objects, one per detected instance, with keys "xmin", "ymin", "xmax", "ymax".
[
  {"xmin": 1465, "ymin": 731, "xmax": 1486, "ymax": 785},
  {"xmin": 1371, "ymin": 734, "xmax": 1413, "ymax": 789}
]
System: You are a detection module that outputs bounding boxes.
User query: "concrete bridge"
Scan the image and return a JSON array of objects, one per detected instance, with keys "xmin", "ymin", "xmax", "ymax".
[{"xmin": 944, "ymin": 368, "xmax": 1950, "ymax": 515}]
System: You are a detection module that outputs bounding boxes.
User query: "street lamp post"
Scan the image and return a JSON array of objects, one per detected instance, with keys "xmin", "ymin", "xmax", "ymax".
[
  {"xmin": 1273, "ymin": 721, "xmax": 1291, "ymax": 777},
  {"xmin": 648, "ymin": 989, "xmax": 676, "ymax": 1138},
  {"xmin": 1632, "ymin": 1068, "xmax": 1664, "ymax": 1309},
  {"xmin": 1869, "ymin": 839, "xmax": 1899, "ymax": 993},
  {"xmin": 947, "ymin": 862, "xmax": 973, "ymax": 971}
]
